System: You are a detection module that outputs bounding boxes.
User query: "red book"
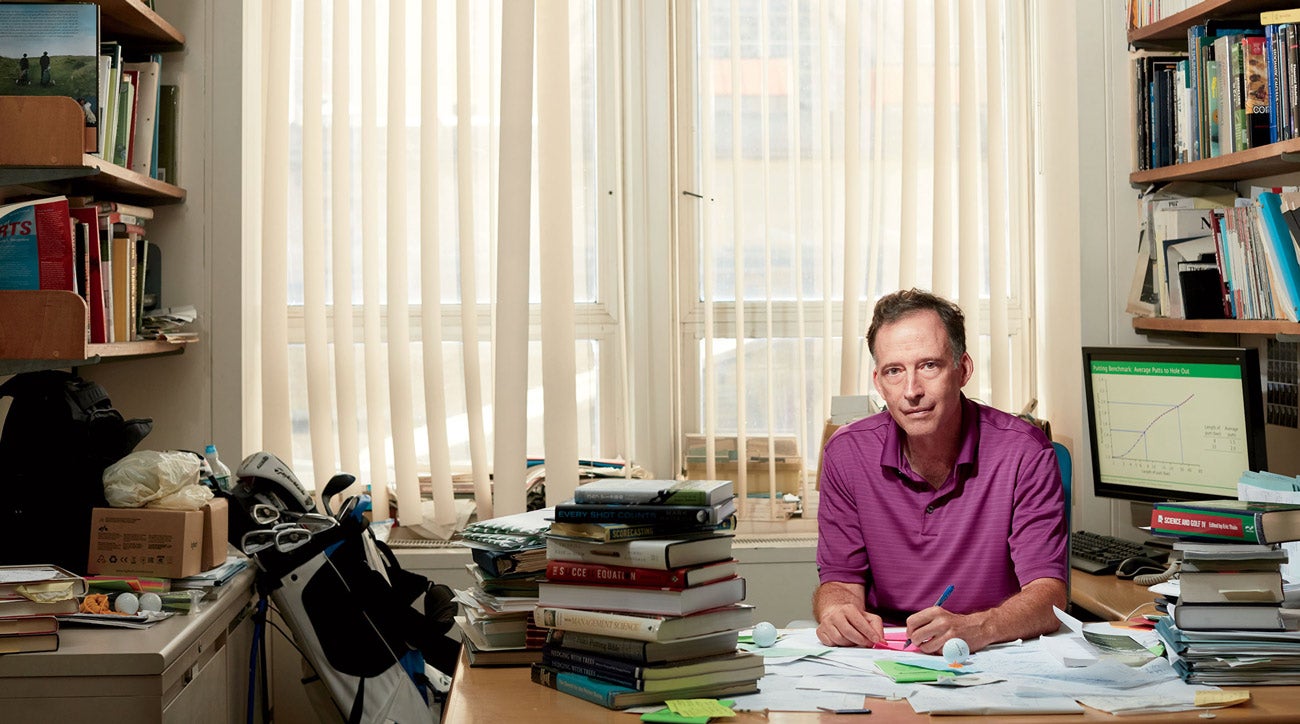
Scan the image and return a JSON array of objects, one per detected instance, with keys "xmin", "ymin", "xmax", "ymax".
[
  {"xmin": 545, "ymin": 559, "xmax": 738, "ymax": 590},
  {"xmin": 69, "ymin": 206, "xmax": 107, "ymax": 343}
]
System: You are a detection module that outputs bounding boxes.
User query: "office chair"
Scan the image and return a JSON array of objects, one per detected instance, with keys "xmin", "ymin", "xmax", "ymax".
[
  {"xmin": 1052, "ymin": 441, "xmax": 1071, "ymax": 526},
  {"xmin": 1053, "ymin": 441, "xmax": 1073, "ymax": 606}
]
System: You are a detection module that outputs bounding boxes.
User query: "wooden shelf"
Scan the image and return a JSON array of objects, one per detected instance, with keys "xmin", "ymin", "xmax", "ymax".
[
  {"xmin": 95, "ymin": 0, "xmax": 185, "ymax": 50},
  {"xmin": 1128, "ymin": 0, "xmax": 1289, "ymax": 47},
  {"xmin": 0, "ymin": 291, "xmax": 187, "ymax": 374},
  {"xmin": 1130, "ymin": 137, "xmax": 1300, "ymax": 184},
  {"xmin": 0, "ymin": 96, "xmax": 184, "ymax": 204},
  {"xmin": 1132, "ymin": 316, "xmax": 1300, "ymax": 335}
]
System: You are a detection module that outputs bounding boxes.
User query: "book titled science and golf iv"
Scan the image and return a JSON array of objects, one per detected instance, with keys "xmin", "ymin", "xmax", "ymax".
[{"xmin": 1150, "ymin": 499, "xmax": 1300, "ymax": 544}]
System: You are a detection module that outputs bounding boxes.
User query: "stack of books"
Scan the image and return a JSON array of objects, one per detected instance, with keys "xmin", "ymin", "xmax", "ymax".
[
  {"xmin": 1148, "ymin": 498, "xmax": 1300, "ymax": 684},
  {"xmin": 455, "ymin": 508, "xmax": 553, "ymax": 666},
  {"xmin": 530, "ymin": 479, "xmax": 762, "ymax": 709},
  {"xmin": 0, "ymin": 565, "xmax": 87, "ymax": 654}
]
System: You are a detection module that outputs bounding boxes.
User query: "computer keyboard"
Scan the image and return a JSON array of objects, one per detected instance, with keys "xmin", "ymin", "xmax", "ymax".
[{"xmin": 1069, "ymin": 530, "xmax": 1153, "ymax": 575}]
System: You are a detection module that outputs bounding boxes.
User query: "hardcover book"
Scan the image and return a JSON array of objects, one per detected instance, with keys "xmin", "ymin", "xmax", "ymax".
[
  {"xmin": 1170, "ymin": 602, "xmax": 1289, "ymax": 631},
  {"xmin": 1151, "ymin": 499, "xmax": 1300, "ymax": 543},
  {"xmin": 0, "ymin": 632, "xmax": 59, "ymax": 654},
  {"xmin": 1178, "ymin": 569, "xmax": 1284, "ymax": 603},
  {"xmin": 0, "ymin": 197, "xmax": 75, "ymax": 292},
  {"xmin": 532, "ymin": 603, "xmax": 754, "ymax": 643},
  {"xmin": 0, "ymin": 564, "xmax": 87, "ymax": 599},
  {"xmin": 0, "ymin": 2, "xmax": 101, "ymax": 152},
  {"xmin": 572, "ymin": 479, "xmax": 734, "ymax": 507},
  {"xmin": 545, "ymin": 533, "xmax": 734, "ymax": 570},
  {"xmin": 552, "ymin": 497, "xmax": 737, "ymax": 527},
  {"xmin": 529, "ymin": 663, "xmax": 759, "ymax": 710},
  {"xmin": 0, "ymin": 595, "xmax": 78, "ymax": 618},
  {"xmin": 537, "ymin": 576, "xmax": 746, "ymax": 616},
  {"xmin": 544, "ymin": 559, "xmax": 738, "ymax": 590},
  {"xmin": 548, "ymin": 628, "xmax": 740, "ymax": 664},
  {"xmin": 0, "ymin": 615, "xmax": 58, "ymax": 636},
  {"xmin": 540, "ymin": 649, "xmax": 764, "ymax": 693},
  {"xmin": 546, "ymin": 515, "xmax": 737, "ymax": 543}
]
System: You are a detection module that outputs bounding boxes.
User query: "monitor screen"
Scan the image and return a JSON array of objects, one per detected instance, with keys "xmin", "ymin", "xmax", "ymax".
[{"xmin": 1081, "ymin": 345, "xmax": 1267, "ymax": 503}]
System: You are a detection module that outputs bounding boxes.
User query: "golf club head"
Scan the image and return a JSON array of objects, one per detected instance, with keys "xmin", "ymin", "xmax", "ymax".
[{"xmin": 321, "ymin": 473, "xmax": 356, "ymax": 517}]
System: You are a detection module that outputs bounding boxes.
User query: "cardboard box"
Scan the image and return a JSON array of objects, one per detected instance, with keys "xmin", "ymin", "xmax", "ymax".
[
  {"xmin": 683, "ymin": 434, "xmax": 803, "ymax": 495},
  {"xmin": 88, "ymin": 507, "xmax": 204, "ymax": 579},
  {"xmin": 200, "ymin": 498, "xmax": 229, "ymax": 571}
]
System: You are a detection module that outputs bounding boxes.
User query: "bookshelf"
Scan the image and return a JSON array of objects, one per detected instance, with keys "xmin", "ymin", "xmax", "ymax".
[
  {"xmin": 1127, "ymin": 0, "xmax": 1300, "ymax": 337},
  {"xmin": 0, "ymin": 2, "xmax": 190, "ymax": 369}
]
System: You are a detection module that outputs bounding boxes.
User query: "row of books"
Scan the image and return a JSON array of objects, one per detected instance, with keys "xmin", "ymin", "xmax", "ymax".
[
  {"xmin": 0, "ymin": 2, "xmax": 178, "ymax": 183},
  {"xmin": 1133, "ymin": 186, "xmax": 1300, "ymax": 321},
  {"xmin": 0, "ymin": 565, "xmax": 90, "ymax": 655},
  {"xmin": 1145, "ymin": 497, "xmax": 1300, "ymax": 684},
  {"xmin": 1133, "ymin": 10, "xmax": 1300, "ymax": 171},
  {"xmin": 0, "ymin": 195, "xmax": 161, "ymax": 342}
]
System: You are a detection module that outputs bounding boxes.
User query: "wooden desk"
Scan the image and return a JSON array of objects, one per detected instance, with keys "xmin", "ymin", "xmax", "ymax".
[
  {"xmin": 1070, "ymin": 569, "xmax": 1163, "ymax": 621},
  {"xmin": 442, "ymin": 648, "xmax": 1300, "ymax": 723}
]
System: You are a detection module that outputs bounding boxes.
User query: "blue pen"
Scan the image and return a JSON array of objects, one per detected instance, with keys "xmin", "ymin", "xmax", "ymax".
[{"xmin": 904, "ymin": 585, "xmax": 955, "ymax": 647}]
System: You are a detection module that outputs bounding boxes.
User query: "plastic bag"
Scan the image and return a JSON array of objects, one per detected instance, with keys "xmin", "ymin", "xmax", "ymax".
[{"xmin": 102, "ymin": 450, "xmax": 214, "ymax": 510}]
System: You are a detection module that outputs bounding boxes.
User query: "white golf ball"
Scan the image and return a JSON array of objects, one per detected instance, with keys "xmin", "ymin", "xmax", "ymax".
[
  {"xmin": 138, "ymin": 592, "xmax": 163, "ymax": 612},
  {"xmin": 942, "ymin": 637, "xmax": 970, "ymax": 665},
  {"xmin": 752, "ymin": 621, "xmax": 778, "ymax": 648},
  {"xmin": 115, "ymin": 592, "xmax": 140, "ymax": 615}
]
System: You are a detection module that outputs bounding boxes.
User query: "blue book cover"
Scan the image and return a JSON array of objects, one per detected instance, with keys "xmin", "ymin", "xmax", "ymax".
[
  {"xmin": 1257, "ymin": 192, "xmax": 1300, "ymax": 321},
  {"xmin": 0, "ymin": 196, "xmax": 74, "ymax": 291}
]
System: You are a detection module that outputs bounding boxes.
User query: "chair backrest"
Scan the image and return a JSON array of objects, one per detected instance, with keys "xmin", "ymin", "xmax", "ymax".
[
  {"xmin": 1052, "ymin": 441, "xmax": 1073, "ymax": 604},
  {"xmin": 1052, "ymin": 441, "xmax": 1072, "ymax": 525}
]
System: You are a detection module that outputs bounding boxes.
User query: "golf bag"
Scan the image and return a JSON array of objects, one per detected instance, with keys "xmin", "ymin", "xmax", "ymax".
[{"xmin": 233, "ymin": 456, "xmax": 459, "ymax": 724}]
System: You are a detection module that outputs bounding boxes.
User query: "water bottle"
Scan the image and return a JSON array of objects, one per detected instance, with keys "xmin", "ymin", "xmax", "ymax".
[{"xmin": 205, "ymin": 444, "xmax": 233, "ymax": 492}]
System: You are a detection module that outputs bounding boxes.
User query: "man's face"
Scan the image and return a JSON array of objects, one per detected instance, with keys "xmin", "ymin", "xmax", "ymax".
[{"xmin": 871, "ymin": 310, "xmax": 973, "ymax": 441}]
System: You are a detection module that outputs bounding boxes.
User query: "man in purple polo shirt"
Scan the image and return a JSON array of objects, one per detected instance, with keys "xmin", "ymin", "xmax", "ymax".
[{"xmin": 814, "ymin": 289, "xmax": 1068, "ymax": 654}]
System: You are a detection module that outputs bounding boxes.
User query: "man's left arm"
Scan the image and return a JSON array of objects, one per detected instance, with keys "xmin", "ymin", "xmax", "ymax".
[{"xmin": 904, "ymin": 576, "xmax": 1066, "ymax": 653}]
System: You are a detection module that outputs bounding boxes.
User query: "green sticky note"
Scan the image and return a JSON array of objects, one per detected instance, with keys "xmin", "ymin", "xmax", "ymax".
[
  {"xmin": 641, "ymin": 699, "xmax": 736, "ymax": 722},
  {"xmin": 876, "ymin": 660, "xmax": 957, "ymax": 683}
]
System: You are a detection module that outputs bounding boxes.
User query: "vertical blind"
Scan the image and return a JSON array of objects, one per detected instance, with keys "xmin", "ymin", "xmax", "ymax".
[{"xmin": 249, "ymin": 0, "xmax": 1040, "ymax": 536}]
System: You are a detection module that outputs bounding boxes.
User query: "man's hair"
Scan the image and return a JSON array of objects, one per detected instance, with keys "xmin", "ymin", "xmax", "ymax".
[{"xmin": 866, "ymin": 288, "xmax": 967, "ymax": 363}]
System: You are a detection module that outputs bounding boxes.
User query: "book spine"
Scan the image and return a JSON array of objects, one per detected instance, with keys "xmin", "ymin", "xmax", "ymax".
[
  {"xmin": 543, "ymin": 647, "xmax": 640, "ymax": 686},
  {"xmin": 573, "ymin": 489, "xmax": 713, "ymax": 506},
  {"xmin": 553, "ymin": 504, "xmax": 717, "ymax": 525},
  {"xmin": 556, "ymin": 631, "xmax": 651, "ymax": 661},
  {"xmin": 545, "ymin": 560, "xmax": 685, "ymax": 589},
  {"xmin": 533, "ymin": 606, "xmax": 661, "ymax": 641},
  {"xmin": 1150, "ymin": 507, "xmax": 1262, "ymax": 542},
  {"xmin": 553, "ymin": 670, "xmax": 630, "ymax": 708}
]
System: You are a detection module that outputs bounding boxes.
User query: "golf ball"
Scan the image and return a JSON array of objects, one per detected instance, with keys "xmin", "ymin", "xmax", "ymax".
[
  {"xmin": 139, "ymin": 592, "xmax": 163, "ymax": 612},
  {"xmin": 752, "ymin": 621, "xmax": 778, "ymax": 648},
  {"xmin": 942, "ymin": 637, "xmax": 970, "ymax": 665},
  {"xmin": 115, "ymin": 592, "xmax": 140, "ymax": 615}
]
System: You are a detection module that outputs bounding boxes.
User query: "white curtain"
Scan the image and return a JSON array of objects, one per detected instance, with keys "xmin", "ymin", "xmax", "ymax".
[
  {"xmin": 247, "ymin": 0, "xmax": 1043, "ymax": 535},
  {"xmin": 679, "ymin": 0, "xmax": 1038, "ymax": 512}
]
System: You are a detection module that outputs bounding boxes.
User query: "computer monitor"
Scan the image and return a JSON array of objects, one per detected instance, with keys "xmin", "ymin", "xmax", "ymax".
[{"xmin": 1081, "ymin": 345, "xmax": 1267, "ymax": 503}]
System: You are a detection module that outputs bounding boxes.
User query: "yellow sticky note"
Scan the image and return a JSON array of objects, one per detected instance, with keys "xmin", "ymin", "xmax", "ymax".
[
  {"xmin": 1194, "ymin": 690, "xmax": 1251, "ymax": 707},
  {"xmin": 666, "ymin": 699, "xmax": 736, "ymax": 718}
]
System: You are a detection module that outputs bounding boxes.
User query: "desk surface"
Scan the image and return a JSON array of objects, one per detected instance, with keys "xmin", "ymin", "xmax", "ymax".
[
  {"xmin": 1070, "ymin": 569, "xmax": 1164, "ymax": 622},
  {"xmin": 442, "ymin": 647, "xmax": 1300, "ymax": 724}
]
